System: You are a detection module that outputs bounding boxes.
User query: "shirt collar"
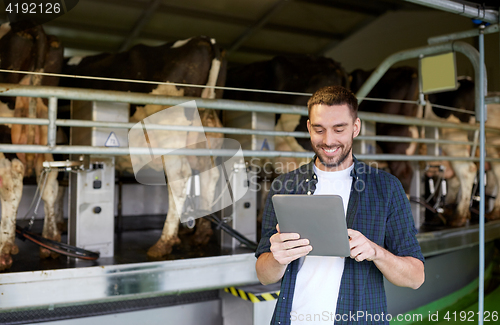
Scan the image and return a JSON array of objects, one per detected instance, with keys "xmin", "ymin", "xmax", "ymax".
[{"xmin": 307, "ymin": 154, "xmax": 362, "ymax": 180}]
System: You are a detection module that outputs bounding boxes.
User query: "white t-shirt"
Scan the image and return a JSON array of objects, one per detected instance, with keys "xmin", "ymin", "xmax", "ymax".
[{"xmin": 290, "ymin": 163, "xmax": 353, "ymax": 325}]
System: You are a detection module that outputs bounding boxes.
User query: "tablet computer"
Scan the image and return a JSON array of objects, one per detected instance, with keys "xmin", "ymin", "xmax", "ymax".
[{"xmin": 272, "ymin": 194, "xmax": 350, "ymax": 257}]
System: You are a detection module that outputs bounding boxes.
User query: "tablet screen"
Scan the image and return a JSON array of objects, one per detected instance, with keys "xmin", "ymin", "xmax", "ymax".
[{"xmin": 272, "ymin": 194, "xmax": 350, "ymax": 257}]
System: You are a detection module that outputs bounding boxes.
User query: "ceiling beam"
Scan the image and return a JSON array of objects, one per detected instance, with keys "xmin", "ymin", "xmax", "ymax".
[
  {"xmin": 227, "ymin": 0, "xmax": 290, "ymax": 55},
  {"xmin": 82, "ymin": 0, "xmax": 342, "ymax": 41},
  {"xmin": 118, "ymin": 0, "xmax": 162, "ymax": 52},
  {"xmin": 404, "ymin": 0, "xmax": 498, "ymax": 23},
  {"xmin": 295, "ymin": 0, "xmax": 389, "ymax": 16},
  {"xmin": 317, "ymin": 16, "xmax": 379, "ymax": 56}
]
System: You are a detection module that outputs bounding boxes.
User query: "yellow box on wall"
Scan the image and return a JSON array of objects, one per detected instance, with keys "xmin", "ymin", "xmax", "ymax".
[{"xmin": 419, "ymin": 52, "xmax": 458, "ymax": 94}]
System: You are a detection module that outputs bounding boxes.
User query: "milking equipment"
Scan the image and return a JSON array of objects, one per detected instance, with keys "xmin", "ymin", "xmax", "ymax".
[
  {"xmin": 221, "ymin": 110, "xmax": 273, "ymax": 252},
  {"xmin": 68, "ymin": 100, "xmax": 129, "ymax": 257}
]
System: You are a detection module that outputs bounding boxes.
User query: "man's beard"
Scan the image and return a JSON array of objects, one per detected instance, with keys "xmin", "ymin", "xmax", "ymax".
[{"xmin": 312, "ymin": 136, "xmax": 353, "ymax": 169}]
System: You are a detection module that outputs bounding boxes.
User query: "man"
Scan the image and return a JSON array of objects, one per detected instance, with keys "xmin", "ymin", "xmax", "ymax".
[{"xmin": 255, "ymin": 86, "xmax": 424, "ymax": 325}]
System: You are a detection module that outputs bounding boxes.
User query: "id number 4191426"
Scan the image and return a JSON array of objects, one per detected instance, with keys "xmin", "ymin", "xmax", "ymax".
[{"xmin": 444, "ymin": 311, "xmax": 498, "ymax": 322}]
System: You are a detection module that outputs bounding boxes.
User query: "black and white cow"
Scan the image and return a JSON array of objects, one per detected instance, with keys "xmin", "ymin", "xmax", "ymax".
[
  {"xmin": 0, "ymin": 21, "xmax": 64, "ymax": 271},
  {"xmin": 61, "ymin": 36, "xmax": 227, "ymax": 259}
]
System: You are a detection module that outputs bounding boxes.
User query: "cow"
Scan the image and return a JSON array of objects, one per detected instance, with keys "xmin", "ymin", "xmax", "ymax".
[
  {"xmin": 224, "ymin": 62, "xmax": 420, "ymax": 196},
  {"xmin": 349, "ymin": 67, "xmax": 421, "ymax": 193},
  {"xmin": 223, "ymin": 55, "xmax": 348, "ymax": 224},
  {"xmin": 484, "ymin": 102, "xmax": 500, "ymax": 222},
  {"xmin": 422, "ymin": 77, "xmax": 477, "ymax": 227},
  {"xmin": 61, "ymin": 36, "xmax": 227, "ymax": 259},
  {"xmin": 0, "ymin": 21, "xmax": 63, "ymax": 271},
  {"xmin": 224, "ymin": 55, "xmax": 349, "ymax": 173}
]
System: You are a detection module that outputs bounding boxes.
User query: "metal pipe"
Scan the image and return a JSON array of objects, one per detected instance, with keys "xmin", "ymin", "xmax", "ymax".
[
  {"xmin": 356, "ymin": 135, "xmax": 500, "ymax": 147},
  {"xmin": 227, "ymin": 0, "xmax": 289, "ymax": 55},
  {"xmin": 2, "ymin": 115, "xmax": 496, "ymax": 146},
  {"xmin": 404, "ymin": 0, "xmax": 498, "ymax": 24},
  {"xmin": 47, "ymin": 97, "xmax": 57, "ymax": 148},
  {"xmin": 52, "ymin": 111, "xmax": 500, "ymax": 133},
  {"xmin": 355, "ymin": 41, "xmax": 484, "ymax": 122},
  {"xmin": 0, "ymin": 117, "xmax": 49, "ymax": 125},
  {"xmin": 486, "ymin": 96, "xmax": 500, "ymax": 105},
  {"xmin": 55, "ymin": 119, "xmax": 312, "ymax": 138},
  {"xmin": 478, "ymin": 25, "xmax": 486, "ymax": 325},
  {"xmin": 0, "ymin": 83, "xmax": 308, "ymax": 114},
  {"xmin": 1, "ymin": 143, "xmax": 500, "ymax": 162},
  {"xmin": 0, "ymin": 113, "xmax": 494, "ymax": 147},
  {"xmin": 0, "ymin": 83, "xmax": 494, "ymax": 132},
  {"xmin": 1, "ymin": 101, "xmax": 499, "ymax": 135},
  {"xmin": 118, "ymin": 0, "xmax": 162, "ymax": 52},
  {"xmin": 428, "ymin": 24, "xmax": 499, "ymax": 44}
]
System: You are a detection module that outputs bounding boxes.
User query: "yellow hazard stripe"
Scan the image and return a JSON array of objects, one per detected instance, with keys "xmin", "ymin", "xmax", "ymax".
[
  {"xmin": 238, "ymin": 289, "xmax": 248, "ymax": 301},
  {"xmin": 247, "ymin": 293, "xmax": 261, "ymax": 303},
  {"xmin": 224, "ymin": 287, "xmax": 280, "ymax": 303}
]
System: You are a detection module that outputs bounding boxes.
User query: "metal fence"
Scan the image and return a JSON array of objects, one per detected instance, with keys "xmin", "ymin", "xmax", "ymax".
[{"xmin": 0, "ymin": 83, "xmax": 499, "ymax": 161}]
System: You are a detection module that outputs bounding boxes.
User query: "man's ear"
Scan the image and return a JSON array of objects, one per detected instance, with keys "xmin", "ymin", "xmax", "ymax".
[
  {"xmin": 353, "ymin": 118, "xmax": 361, "ymax": 138},
  {"xmin": 307, "ymin": 119, "xmax": 311, "ymax": 133}
]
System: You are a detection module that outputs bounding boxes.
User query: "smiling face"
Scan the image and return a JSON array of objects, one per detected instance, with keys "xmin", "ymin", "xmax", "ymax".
[{"xmin": 307, "ymin": 104, "xmax": 361, "ymax": 172}]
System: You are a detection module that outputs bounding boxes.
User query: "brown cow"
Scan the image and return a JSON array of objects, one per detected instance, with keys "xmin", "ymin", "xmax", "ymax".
[
  {"xmin": 425, "ymin": 78, "xmax": 500, "ymax": 226},
  {"xmin": 349, "ymin": 67, "xmax": 421, "ymax": 193},
  {"xmin": 0, "ymin": 21, "xmax": 63, "ymax": 271},
  {"xmin": 224, "ymin": 55, "xmax": 348, "ymax": 173},
  {"xmin": 225, "ymin": 62, "xmax": 419, "ymax": 192},
  {"xmin": 61, "ymin": 36, "xmax": 227, "ymax": 259},
  {"xmin": 223, "ymin": 55, "xmax": 348, "ymax": 224},
  {"xmin": 423, "ymin": 77, "xmax": 476, "ymax": 227}
]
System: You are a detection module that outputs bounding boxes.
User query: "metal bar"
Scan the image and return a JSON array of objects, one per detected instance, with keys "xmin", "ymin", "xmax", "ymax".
[
  {"xmin": 118, "ymin": 0, "xmax": 162, "ymax": 52},
  {"xmin": 404, "ymin": 0, "xmax": 498, "ymax": 24},
  {"xmin": 4, "ymin": 115, "xmax": 500, "ymax": 146},
  {"xmin": 318, "ymin": 16, "xmax": 378, "ymax": 55},
  {"xmin": 47, "ymin": 97, "xmax": 57, "ymax": 148},
  {"xmin": 2, "ymin": 143, "xmax": 500, "ymax": 162},
  {"xmin": 0, "ymin": 84, "xmax": 308, "ymax": 114},
  {"xmin": 417, "ymin": 220, "xmax": 500, "ymax": 257},
  {"xmin": 0, "ymin": 253, "xmax": 259, "ymax": 310},
  {"xmin": 357, "ymin": 135, "xmax": 490, "ymax": 147},
  {"xmin": 227, "ymin": 0, "xmax": 289, "ymax": 55},
  {"xmin": 54, "ymin": 119, "xmax": 500, "ymax": 139},
  {"xmin": 355, "ymin": 41, "xmax": 484, "ymax": 123},
  {"xmin": 2, "ymin": 84, "xmax": 500, "ymax": 134},
  {"xmin": 55, "ymin": 119, "xmax": 312, "ymax": 138},
  {"xmin": 0, "ymin": 116, "xmax": 49, "ymax": 125},
  {"xmin": 296, "ymin": 0, "xmax": 387, "ymax": 16},
  {"xmin": 428, "ymin": 24, "xmax": 499, "ymax": 44},
  {"xmin": 486, "ymin": 96, "xmax": 500, "ymax": 105},
  {"xmin": 478, "ymin": 25, "xmax": 486, "ymax": 325}
]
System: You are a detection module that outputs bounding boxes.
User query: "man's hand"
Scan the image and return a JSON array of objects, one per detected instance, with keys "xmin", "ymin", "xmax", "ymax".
[
  {"xmin": 348, "ymin": 229, "xmax": 378, "ymax": 262},
  {"xmin": 347, "ymin": 229, "xmax": 425, "ymax": 289},
  {"xmin": 270, "ymin": 224, "xmax": 312, "ymax": 265},
  {"xmin": 256, "ymin": 224, "xmax": 312, "ymax": 285}
]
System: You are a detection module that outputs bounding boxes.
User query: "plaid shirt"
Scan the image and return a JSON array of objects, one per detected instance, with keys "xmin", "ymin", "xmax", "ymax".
[{"xmin": 255, "ymin": 156, "xmax": 424, "ymax": 325}]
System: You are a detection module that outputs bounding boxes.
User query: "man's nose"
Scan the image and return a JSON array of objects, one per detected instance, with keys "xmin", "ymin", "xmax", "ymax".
[{"xmin": 324, "ymin": 130, "xmax": 337, "ymax": 145}]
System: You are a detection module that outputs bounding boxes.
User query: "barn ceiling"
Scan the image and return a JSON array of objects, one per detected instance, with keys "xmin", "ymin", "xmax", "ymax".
[{"xmin": 0, "ymin": 0, "xmax": 498, "ymax": 65}]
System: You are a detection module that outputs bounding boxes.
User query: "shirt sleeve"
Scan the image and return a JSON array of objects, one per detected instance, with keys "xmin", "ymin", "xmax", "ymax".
[
  {"xmin": 384, "ymin": 177, "xmax": 425, "ymax": 263},
  {"xmin": 255, "ymin": 177, "xmax": 281, "ymax": 259}
]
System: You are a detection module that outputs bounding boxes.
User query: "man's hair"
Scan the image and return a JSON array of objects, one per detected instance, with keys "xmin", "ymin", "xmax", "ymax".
[{"xmin": 307, "ymin": 85, "xmax": 358, "ymax": 119}]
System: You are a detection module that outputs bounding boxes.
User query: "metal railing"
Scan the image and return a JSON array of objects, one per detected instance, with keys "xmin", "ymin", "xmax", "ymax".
[{"xmin": 0, "ymin": 83, "xmax": 499, "ymax": 161}]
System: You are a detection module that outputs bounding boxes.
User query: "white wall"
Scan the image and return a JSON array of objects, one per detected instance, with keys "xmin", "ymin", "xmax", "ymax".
[{"xmin": 324, "ymin": 10, "xmax": 499, "ymax": 92}]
